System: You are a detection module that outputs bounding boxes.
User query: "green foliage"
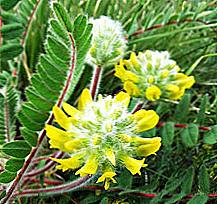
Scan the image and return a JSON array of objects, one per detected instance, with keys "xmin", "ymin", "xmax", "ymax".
[
  {"xmin": 181, "ymin": 124, "xmax": 199, "ymax": 148},
  {"xmin": 198, "ymin": 164, "xmax": 210, "ymax": 194},
  {"xmin": 161, "ymin": 122, "xmax": 175, "ymax": 146},
  {"xmin": 203, "ymin": 125, "xmax": 217, "ymax": 144},
  {"xmin": 0, "ymin": 72, "xmax": 18, "ymax": 144},
  {"xmin": 0, "ymin": 3, "xmax": 92, "ymax": 184},
  {"xmin": 0, "ymin": 0, "xmax": 47, "ymax": 62},
  {"xmin": 187, "ymin": 194, "xmax": 208, "ymax": 204}
]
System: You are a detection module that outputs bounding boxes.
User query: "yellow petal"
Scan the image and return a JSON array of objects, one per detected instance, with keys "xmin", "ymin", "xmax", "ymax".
[
  {"xmin": 165, "ymin": 84, "xmax": 180, "ymax": 94},
  {"xmin": 133, "ymin": 136, "xmax": 161, "ymax": 145},
  {"xmin": 114, "ymin": 62, "xmax": 127, "ymax": 81},
  {"xmin": 145, "ymin": 85, "xmax": 161, "ymax": 101},
  {"xmin": 105, "ymin": 149, "xmax": 116, "ymax": 166},
  {"xmin": 75, "ymin": 155, "xmax": 98, "ymax": 176},
  {"xmin": 51, "ymin": 153, "xmax": 85, "ymax": 172},
  {"xmin": 168, "ymin": 88, "xmax": 185, "ymax": 100},
  {"xmin": 96, "ymin": 172, "xmax": 116, "ymax": 183},
  {"xmin": 115, "ymin": 91, "xmax": 131, "ymax": 107},
  {"xmin": 160, "ymin": 70, "xmax": 170, "ymax": 78},
  {"xmin": 53, "ymin": 105, "xmax": 71, "ymax": 130},
  {"xmin": 130, "ymin": 52, "xmax": 140, "ymax": 70},
  {"xmin": 96, "ymin": 172, "xmax": 117, "ymax": 190},
  {"xmin": 78, "ymin": 88, "xmax": 92, "ymax": 111},
  {"xmin": 64, "ymin": 139, "xmax": 87, "ymax": 152},
  {"xmin": 137, "ymin": 139, "xmax": 161, "ymax": 156},
  {"xmin": 124, "ymin": 81, "xmax": 141, "ymax": 97},
  {"xmin": 134, "ymin": 110, "xmax": 159, "ymax": 132},
  {"xmin": 45, "ymin": 125, "xmax": 75, "ymax": 141},
  {"xmin": 62, "ymin": 102, "xmax": 80, "ymax": 118},
  {"xmin": 177, "ymin": 76, "xmax": 195, "ymax": 89},
  {"xmin": 45, "ymin": 125, "xmax": 75, "ymax": 151},
  {"xmin": 148, "ymin": 76, "xmax": 154, "ymax": 84},
  {"xmin": 114, "ymin": 60, "xmax": 139, "ymax": 83},
  {"xmin": 121, "ymin": 155, "xmax": 146, "ymax": 175},
  {"xmin": 119, "ymin": 134, "xmax": 132, "ymax": 142}
]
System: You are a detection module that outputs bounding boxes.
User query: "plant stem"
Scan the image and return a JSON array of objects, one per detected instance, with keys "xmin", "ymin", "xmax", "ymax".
[
  {"xmin": 132, "ymin": 102, "xmax": 144, "ymax": 114},
  {"xmin": 157, "ymin": 122, "xmax": 211, "ymax": 131},
  {"xmin": 15, "ymin": 184, "xmax": 217, "ymax": 199},
  {"xmin": 129, "ymin": 18, "xmax": 217, "ymax": 38},
  {"xmin": 25, "ymin": 151, "xmax": 65, "ymax": 177},
  {"xmin": 90, "ymin": 66, "xmax": 102, "ymax": 100},
  {"xmin": 14, "ymin": 176, "xmax": 92, "ymax": 197}
]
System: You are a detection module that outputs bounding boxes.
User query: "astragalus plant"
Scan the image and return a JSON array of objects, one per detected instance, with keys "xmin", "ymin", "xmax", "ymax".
[{"xmin": 0, "ymin": 0, "xmax": 216, "ymax": 203}]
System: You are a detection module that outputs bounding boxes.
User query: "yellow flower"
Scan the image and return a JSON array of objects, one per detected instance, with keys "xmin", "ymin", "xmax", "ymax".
[
  {"xmin": 78, "ymin": 88, "xmax": 93, "ymax": 111},
  {"xmin": 75, "ymin": 155, "xmax": 99, "ymax": 176},
  {"xmin": 114, "ymin": 51, "xmax": 195, "ymax": 101},
  {"xmin": 124, "ymin": 81, "xmax": 140, "ymax": 97},
  {"xmin": 120, "ymin": 155, "xmax": 147, "ymax": 175},
  {"xmin": 145, "ymin": 85, "xmax": 161, "ymax": 101},
  {"xmin": 46, "ymin": 89, "xmax": 161, "ymax": 189},
  {"xmin": 105, "ymin": 149, "xmax": 116, "ymax": 166},
  {"xmin": 51, "ymin": 152, "xmax": 85, "ymax": 172},
  {"xmin": 136, "ymin": 137, "xmax": 161, "ymax": 156},
  {"xmin": 114, "ymin": 60, "xmax": 139, "ymax": 83},
  {"xmin": 132, "ymin": 109, "xmax": 159, "ymax": 132},
  {"xmin": 96, "ymin": 171, "xmax": 117, "ymax": 190}
]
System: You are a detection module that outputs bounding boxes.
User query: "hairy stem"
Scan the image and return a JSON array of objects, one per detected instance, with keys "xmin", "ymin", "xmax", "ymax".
[
  {"xmin": 14, "ymin": 176, "xmax": 92, "ymax": 197},
  {"xmin": 25, "ymin": 151, "xmax": 64, "ymax": 177},
  {"xmin": 130, "ymin": 18, "xmax": 217, "ymax": 38},
  {"xmin": 90, "ymin": 66, "xmax": 102, "ymax": 100}
]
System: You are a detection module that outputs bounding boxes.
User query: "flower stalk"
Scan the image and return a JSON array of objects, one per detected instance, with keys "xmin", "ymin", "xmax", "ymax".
[{"xmin": 90, "ymin": 66, "xmax": 102, "ymax": 99}]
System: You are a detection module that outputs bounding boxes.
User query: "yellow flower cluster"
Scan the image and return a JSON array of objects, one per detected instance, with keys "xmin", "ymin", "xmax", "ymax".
[
  {"xmin": 46, "ymin": 89, "xmax": 161, "ymax": 190},
  {"xmin": 115, "ymin": 50, "xmax": 195, "ymax": 101}
]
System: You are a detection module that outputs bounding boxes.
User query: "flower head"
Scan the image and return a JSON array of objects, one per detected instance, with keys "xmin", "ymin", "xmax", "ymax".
[
  {"xmin": 115, "ymin": 50, "xmax": 195, "ymax": 101},
  {"xmin": 46, "ymin": 89, "xmax": 161, "ymax": 189},
  {"xmin": 87, "ymin": 16, "xmax": 127, "ymax": 67}
]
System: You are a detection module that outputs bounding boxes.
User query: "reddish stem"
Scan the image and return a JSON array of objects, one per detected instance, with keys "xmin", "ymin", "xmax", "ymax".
[
  {"xmin": 14, "ymin": 183, "xmax": 217, "ymax": 199},
  {"xmin": 132, "ymin": 102, "xmax": 144, "ymax": 114},
  {"xmin": 25, "ymin": 178, "xmax": 63, "ymax": 186},
  {"xmin": 130, "ymin": 18, "xmax": 216, "ymax": 37},
  {"xmin": 14, "ymin": 176, "xmax": 91, "ymax": 197},
  {"xmin": 21, "ymin": 0, "xmax": 41, "ymax": 46},
  {"xmin": 26, "ymin": 151, "xmax": 64, "ymax": 177},
  {"xmin": 0, "ymin": 34, "xmax": 76, "ymax": 204},
  {"xmin": 90, "ymin": 66, "xmax": 102, "ymax": 99},
  {"xmin": 157, "ymin": 122, "xmax": 211, "ymax": 131}
]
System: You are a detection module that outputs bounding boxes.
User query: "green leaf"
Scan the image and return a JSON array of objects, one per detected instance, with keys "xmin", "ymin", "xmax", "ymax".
[
  {"xmin": 1, "ymin": 23, "xmax": 24, "ymax": 40},
  {"xmin": 165, "ymin": 192, "xmax": 186, "ymax": 204},
  {"xmin": 187, "ymin": 194, "xmax": 208, "ymax": 204},
  {"xmin": 5, "ymin": 159, "xmax": 25, "ymax": 172},
  {"xmin": 21, "ymin": 127, "xmax": 38, "ymax": 147},
  {"xmin": 198, "ymin": 164, "xmax": 209, "ymax": 193},
  {"xmin": 174, "ymin": 94, "xmax": 191, "ymax": 122},
  {"xmin": 0, "ymin": 71, "xmax": 19, "ymax": 144},
  {"xmin": 162, "ymin": 122, "xmax": 175, "ymax": 146},
  {"xmin": 181, "ymin": 124, "xmax": 199, "ymax": 148},
  {"xmin": 181, "ymin": 166, "xmax": 195, "ymax": 194},
  {"xmin": 0, "ymin": 44, "xmax": 23, "ymax": 61},
  {"xmin": 0, "ymin": 171, "xmax": 16, "ymax": 184},
  {"xmin": 0, "ymin": 0, "xmax": 21, "ymax": 10},
  {"xmin": 203, "ymin": 125, "xmax": 217, "ymax": 145},
  {"xmin": 117, "ymin": 168, "xmax": 133, "ymax": 189},
  {"xmin": 53, "ymin": 2, "xmax": 73, "ymax": 32},
  {"xmin": 1, "ymin": 141, "xmax": 31, "ymax": 158},
  {"xmin": 196, "ymin": 94, "xmax": 209, "ymax": 125}
]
